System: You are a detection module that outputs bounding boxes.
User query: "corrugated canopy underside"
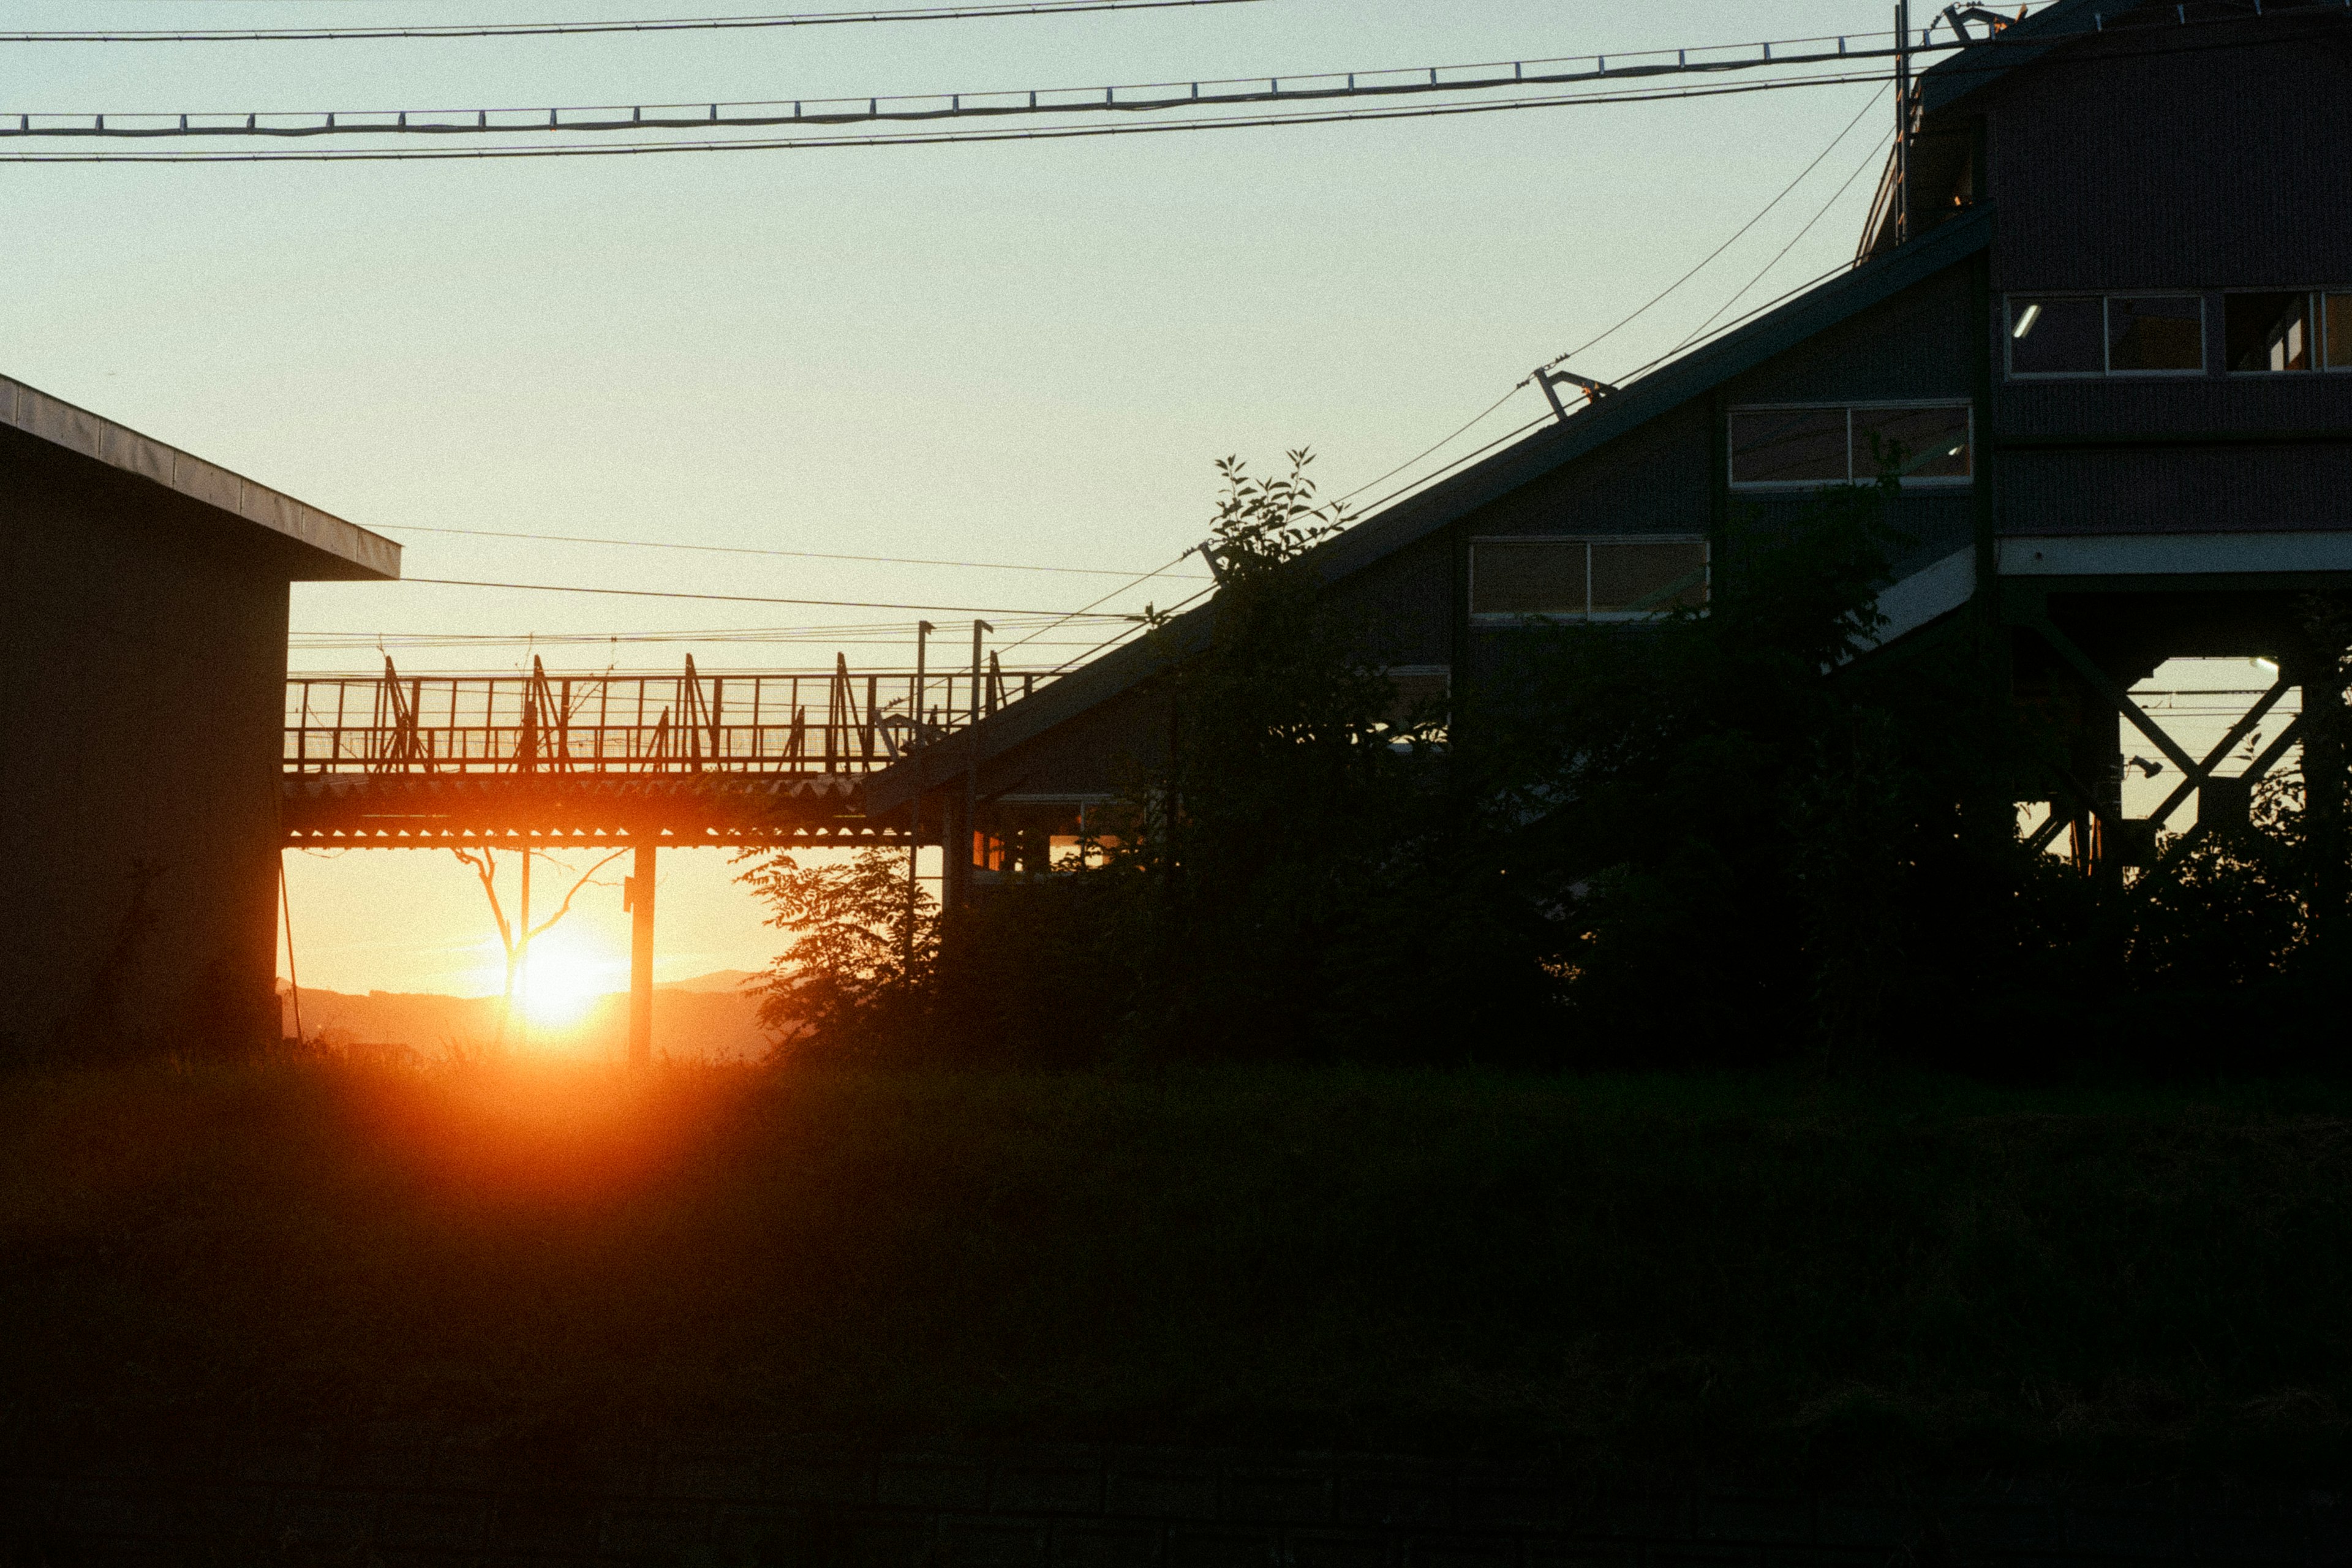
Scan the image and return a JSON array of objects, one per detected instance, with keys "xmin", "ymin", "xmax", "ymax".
[{"xmin": 1, "ymin": 374, "xmax": 400, "ymax": 581}]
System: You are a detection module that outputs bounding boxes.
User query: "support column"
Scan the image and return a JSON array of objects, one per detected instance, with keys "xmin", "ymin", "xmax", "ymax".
[
  {"xmin": 2297, "ymin": 648, "xmax": 2347, "ymax": 952},
  {"xmin": 625, "ymin": 843, "xmax": 655, "ymax": 1067}
]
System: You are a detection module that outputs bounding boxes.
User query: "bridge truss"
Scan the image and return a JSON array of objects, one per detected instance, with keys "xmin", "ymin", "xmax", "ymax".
[{"xmin": 281, "ymin": 654, "xmax": 1052, "ymax": 846}]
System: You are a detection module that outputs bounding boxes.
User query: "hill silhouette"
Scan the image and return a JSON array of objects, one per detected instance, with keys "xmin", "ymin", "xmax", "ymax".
[{"xmin": 277, "ymin": 972, "xmax": 777, "ymax": 1062}]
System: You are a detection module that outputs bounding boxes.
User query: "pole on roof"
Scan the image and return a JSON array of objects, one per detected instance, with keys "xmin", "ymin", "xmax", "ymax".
[
  {"xmin": 968, "ymin": 619, "xmax": 993, "ymax": 728},
  {"xmin": 1894, "ymin": 0, "xmax": 1913, "ymax": 246},
  {"xmin": 908, "ymin": 619, "xmax": 933, "ymax": 967}
]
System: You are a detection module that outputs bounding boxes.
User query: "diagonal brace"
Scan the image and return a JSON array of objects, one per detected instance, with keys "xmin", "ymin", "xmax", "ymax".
[
  {"xmin": 2149, "ymin": 712, "xmax": 2306, "ymax": 873},
  {"xmin": 2141, "ymin": 675, "xmax": 2295, "ymax": 826},
  {"xmin": 2026, "ymin": 613, "xmax": 2203, "ymax": 780}
]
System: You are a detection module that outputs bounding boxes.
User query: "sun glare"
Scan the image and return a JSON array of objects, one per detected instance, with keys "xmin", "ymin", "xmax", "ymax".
[{"xmin": 516, "ymin": 933, "xmax": 612, "ymax": 1030}]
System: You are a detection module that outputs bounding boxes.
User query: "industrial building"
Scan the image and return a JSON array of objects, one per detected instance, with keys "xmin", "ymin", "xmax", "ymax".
[
  {"xmin": 869, "ymin": 0, "xmax": 2352, "ymax": 899},
  {"xmin": 0, "ymin": 377, "xmax": 399, "ymax": 1060}
]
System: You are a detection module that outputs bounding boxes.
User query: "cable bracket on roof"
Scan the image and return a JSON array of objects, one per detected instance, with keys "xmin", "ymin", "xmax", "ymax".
[{"xmin": 1532, "ymin": 368, "xmax": 1618, "ymax": 423}]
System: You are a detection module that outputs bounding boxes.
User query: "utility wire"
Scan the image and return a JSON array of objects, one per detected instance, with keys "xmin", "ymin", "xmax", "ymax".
[
  {"xmin": 1534, "ymin": 82, "xmax": 1887, "ymax": 373},
  {"xmin": 0, "ymin": 0, "xmax": 1256, "ymax": 43},
  {"xmin": 399, "ymin": 577, "xmax": 1145, "ymax": 617},
  {"xmin": 2, "ymin": 29, "xmax": 1934, "ymax": 138},
  {"xmin": 1331, "ymin": 383, "xmax": 1528, "ymax": 509},
  {"xmin": 993, "ymin": 545, "xmax": 1200, "ymax": 657},
  {"xmin": 374, "ymin": 523, "xmax": 1208, "ymax": 580},
  {"xmin": 1343, "ymin": 80, "xmax": 1883, "ymax": 519},
  {"xmin": 0, "ymin": 72, "xmax": 1894, "ymax": 162},
  {"xmin": 1666, "ymin": 127, "xmax": 1893, "ymax": 352}
]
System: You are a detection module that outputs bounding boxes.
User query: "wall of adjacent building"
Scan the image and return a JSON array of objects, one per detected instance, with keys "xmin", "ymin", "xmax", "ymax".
[{"xmin": 0, "ymin": 428, "xmax": 292, "ymax": 1061}]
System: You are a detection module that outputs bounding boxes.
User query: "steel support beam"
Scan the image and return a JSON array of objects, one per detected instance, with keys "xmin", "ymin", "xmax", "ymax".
[{"xmin": 625, "ymin": 844, "xmax": 655, "ymax": 1068}]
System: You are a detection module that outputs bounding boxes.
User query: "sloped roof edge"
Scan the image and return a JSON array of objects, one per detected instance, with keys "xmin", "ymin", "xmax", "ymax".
[
  {"xmin": 1, "ymin": 374, "xmax": 400, "ymax": 581},
  {"xmin": 862, "ymin": 206, "xmax": 1994, "ymax": 816}
]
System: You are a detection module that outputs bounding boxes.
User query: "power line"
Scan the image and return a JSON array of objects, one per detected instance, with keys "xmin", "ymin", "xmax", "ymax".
[
  {"xmin": 0, "ymin": 0, "xmax": 1256, "ymax": 43},
  {"xmin": 993, "ymin": 545, "xmax": 1200, "ymax": 657},
  {"xmin": 1535, "ymin": 82, "xmax": 1887, "ymax": 373},
  {"xmin": 373, "ymin": 523, "xmax": 1209, "ymax": 580},
  {"xmin": 0, "ymin": 72, "xmax": 1897, "ymax": 162},
  {"xmin": 1666, "ymin": 126, "xmax": 1892, "ymax": 353},
  {"xmin": 398, "ymin": 577, "xmax": 1147, "ymax": 617},
  {"xmin": 2, "ymin": 29, "xmax": 1939, "ymax": 139},
  {"xmin": 1330, "ymin": 79, "xmax": 1886, "ymax": 522},
  {"xmin": 1331, "ymin": 384, "xmax": 1529, "ymax": 510}
]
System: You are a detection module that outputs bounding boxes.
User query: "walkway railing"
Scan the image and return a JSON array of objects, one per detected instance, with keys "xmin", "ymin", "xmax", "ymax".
[{"xmin": 284, "ymin": 656, "xmax": 1055, "ymax": 775}]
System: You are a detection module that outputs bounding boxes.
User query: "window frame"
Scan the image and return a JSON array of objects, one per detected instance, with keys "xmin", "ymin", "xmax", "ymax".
[
  {"xmin": 2222, "ymin": 287, "xmax": 2342, "ymax": 375},
  {"xmin": 1725, "ymin": 399, "xmax": 1975, "ymax": 492},
  {"xmin": 2005, "ymin": 293, "xmax": 2108, "ymax": 380},
  {"xmin": 2101, "ymin": 291, "xmax": 2208, "ymax": 377},
  {"xmin": 2005, "ymin": 292, "xmax": 2212, "ymax": 379},
  {"xmin": 1468, "ymin": 534, "xmax": 1710, "ymax": 626}
]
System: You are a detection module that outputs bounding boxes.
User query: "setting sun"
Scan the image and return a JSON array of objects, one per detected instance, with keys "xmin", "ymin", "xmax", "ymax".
[{"xmin": 514, "ymin": 933, "xmax": 615, "ymax": 1030}]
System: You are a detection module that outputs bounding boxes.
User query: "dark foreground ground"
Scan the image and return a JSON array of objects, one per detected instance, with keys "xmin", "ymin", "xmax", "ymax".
[{"xmin": 2, "ymin": 1056, "xmax": 2348, "ymax": 1495}]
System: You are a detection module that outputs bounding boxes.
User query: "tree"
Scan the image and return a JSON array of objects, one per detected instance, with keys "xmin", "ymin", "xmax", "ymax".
[
  {"xmin": 734, "ymin": 844, "xmax": 940, "ymax": 1055},
  {"xmin": 450, "ymin": 845, "xmax": 625, "ymax": 1048},
  {"xmin": 1093, "ymin": 450, "xmax": 1461, "ymax": 1057}
]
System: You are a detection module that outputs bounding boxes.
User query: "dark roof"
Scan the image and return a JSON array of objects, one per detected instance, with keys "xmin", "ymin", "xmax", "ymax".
[
  {"xmin": 862, "ymin": 205, "xmax": 1994, "ymax": 816},
  {"xmin": 1917, "ymin": 0, "xmax": 2108, "ymax": 118},
  {"xmin": 1, "ymin": 372, "xmax": 399, "ymax": 581}
]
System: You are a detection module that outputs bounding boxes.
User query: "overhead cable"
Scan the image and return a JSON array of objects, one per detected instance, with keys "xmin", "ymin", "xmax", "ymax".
[
  {"xmin": 0, "ymin": 73, "xmax": 1895, "ymax": 162},
  {"xmin": 1532, "ymin": 82, "xmax": 1888, "ymax": 374},
  {"xmin": 398, "ymin": 576, "xmax": 1147, "ymax": 617},
  {"xmin": 0, "ymin": 0, "xmax": 1257, "ymax": 43},
  {"xmin": 374, "ymin": 523, "xmax": 1210, "ymax": 579},
  {"xmin": 1665, "ymin": 127, "xmax": 1894, "ymax": 355},
  {"xmin": 993, "ymin": 545, "xmax": 1202, "ymax": 657},
  {"xmin": 1, "ymin": 28, "xmax": 1947, "ymax": 139}
]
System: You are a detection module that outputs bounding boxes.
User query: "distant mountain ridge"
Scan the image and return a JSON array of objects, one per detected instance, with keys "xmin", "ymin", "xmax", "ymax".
[{"xmin": 278, "ymin": 971, "xmax": 777, "ymax": 1061}]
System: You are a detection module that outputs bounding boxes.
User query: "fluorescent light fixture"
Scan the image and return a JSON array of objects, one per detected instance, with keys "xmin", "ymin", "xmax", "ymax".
[
  {"xmin": 2012, "ymin": 303, "xmax": 2042, "ymax": 338},
  {"xmin": 2253, "ymin": 656, "xmax": 2280, "ymax": 674}
]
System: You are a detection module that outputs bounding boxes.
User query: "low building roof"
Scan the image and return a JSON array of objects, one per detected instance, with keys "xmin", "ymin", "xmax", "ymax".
[{"xmin": 1, "ymin": 373, "xmax": 399, "ymax": 581}]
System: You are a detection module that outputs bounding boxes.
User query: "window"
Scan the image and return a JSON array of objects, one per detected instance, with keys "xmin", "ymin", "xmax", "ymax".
[
  {"xmin": 2107, "ymin": 295, "xmax": 2205, "ymax": 372},
  {"xmin": 2007, "ymin": 293, "xmax": 2206, "ymax": 375},
  {"xmin": 2008, "ymin": 295, "xmax": 2105, "ymax": 375},
  {"xmin": 1729, "ymin": 403, "xmax": 1972, "ymax": 488},
  {"xmin": 1470, "ymin": 537, "xmax": 1708, "ymax": 622},
  {"xmin": 1726, "ymin": 407, "xmax": 1847, "ymax": 483},
  {"xmin": 2227, "ymin": 292, "xmax": 2315, "ymax": 372},
  {"xmin": 1853, "ymin": 405, "xmax": 1972, "ymax": 480},
  {"xmin": 2226, "ymin": 290, "xmax": 2352, "ymax": 372}
]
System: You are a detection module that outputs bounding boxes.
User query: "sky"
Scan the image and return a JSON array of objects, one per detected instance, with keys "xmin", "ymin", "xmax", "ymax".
[{"xmin": 7, "ymin": 0, "xmax": 1942, "ymax": 1003}]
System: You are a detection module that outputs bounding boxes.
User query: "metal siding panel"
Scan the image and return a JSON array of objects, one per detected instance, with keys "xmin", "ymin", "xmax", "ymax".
[
  {"xmin": 1460, "ymin": 403, "xmax": 1713, "ymax": 540},
  {"xmin": 1726, "ymin": 265, "xmax": 1976, "ymax": 405},
  {"xmin": 1735, "ymin": 491, "xmax": 1977, "ymax": 583},
  {"xmin": 1999, "ymin": 446, "xmax": 2352, "ymax": 535},
  {"xmin": 1996, "ymin": 373, "xmax": 2352, "ymax": 440},
  {"xmin": 1986, "ymin": 16, "xmax": 2352, "ymax": 290},
  {"xmin": 1326, "ymin": 532, "xmax": 1453, "ymax": 665}
]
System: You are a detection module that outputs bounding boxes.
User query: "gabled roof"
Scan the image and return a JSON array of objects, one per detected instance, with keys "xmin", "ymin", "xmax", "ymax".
[
  {"xmin": 1, "ymin": 374, "xmax": 399, "ymax": 581},
  {"xmin": 862, "ymin": 206, "xmax": 1993, "ymax": 815}
]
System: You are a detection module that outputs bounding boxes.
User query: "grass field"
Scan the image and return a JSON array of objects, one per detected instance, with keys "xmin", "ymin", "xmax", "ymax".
[{"xmin": 2, "ymin": 1055, "xmax": 2348, "ymax": 1484}]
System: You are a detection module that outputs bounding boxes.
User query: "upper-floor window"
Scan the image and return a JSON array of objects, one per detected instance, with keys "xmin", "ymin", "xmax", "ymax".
[
  {"xmin": 2226, "ymin": 290, "xmax": 2352, "ymax": 373},
  {"xmin": 1469, "ymin": 537, "xmax": 1708, "ymax": 623},
  {"xmin": 1727, "ymin": 402, "xmax": 1972, "ymax": 488},
  {"xmin": 2008, "ymin": 293, "xmax": 2205, "ymax": 376}
]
